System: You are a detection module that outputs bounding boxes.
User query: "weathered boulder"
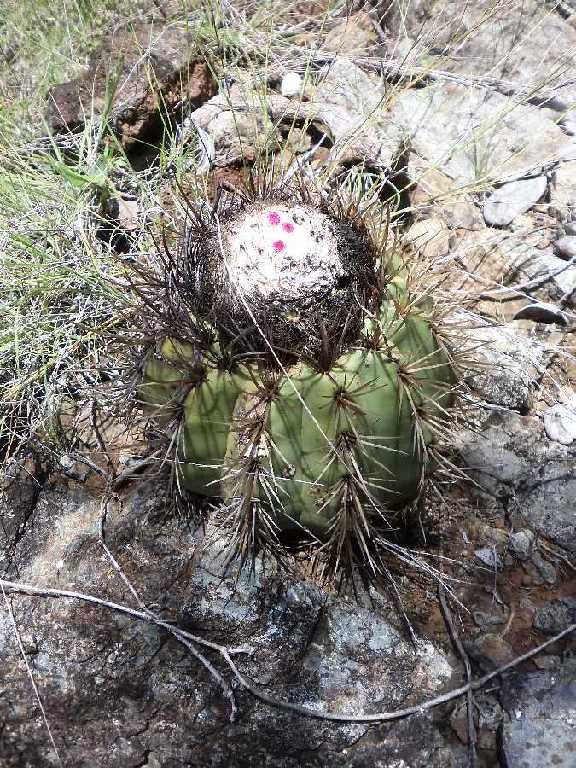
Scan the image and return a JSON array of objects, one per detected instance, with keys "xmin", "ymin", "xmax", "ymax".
[
  {"xmin": 0, "ymin": 480, "xmax": 463, "ymax": 767},
  {"xmin": 46, "ymin": 21, "xmax": 216, "ymax": 148}
]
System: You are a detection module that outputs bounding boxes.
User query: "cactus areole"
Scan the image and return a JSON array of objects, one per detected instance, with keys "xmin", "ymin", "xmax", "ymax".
[{"xmin": 141, "ymin": 194, "xmax": 455, "ymax": 560}]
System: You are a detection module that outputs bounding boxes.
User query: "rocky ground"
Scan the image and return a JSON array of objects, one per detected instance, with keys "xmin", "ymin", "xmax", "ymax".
[{"xmin": 2, "ymin": 1, "xmax": 576, "ymax": 767}]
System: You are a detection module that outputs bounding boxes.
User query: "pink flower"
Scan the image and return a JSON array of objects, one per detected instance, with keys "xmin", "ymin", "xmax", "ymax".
[
  {"xmin": 282, "ymin": 222, "xmax": 294, "ymax": 233},
  {"xmin": 272, "ymin": 240, "xmax": 285, "ymax": 252},
  {"xmin": 267, "ymin": 211, "xmax": 281, "ymax": 225}
]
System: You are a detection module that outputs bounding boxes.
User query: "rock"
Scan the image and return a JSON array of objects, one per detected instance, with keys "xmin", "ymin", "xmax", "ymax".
[
  {"xmin": 550, "ymin": 161, "xmax": 576, "ymax": 215},
  {"xmin": 534, "ymin": 250, "xmax": 576, "ymax": 306},
  {"xmin": 533, "ymin": 598, "xmax": 576, "ymax": 635},
  {"xmin": 473, "ymin": 610, "xmax": 506, "ymax": 628},
  {"xmin": 0, "ymin": 481, "xmax": 459, "ymax": 767},
  {"xmin": 508, "ymin": 530, "xmax": 535, "ymax": 561},
  {"xmin": 512, "ymin": 301, "xmax": 568, "ymax": 326},
  {"xmin": 191, "ymin": 59, "xmax": 408, "ymax": 173},
  {"xmin": 474, "ymin": 547, "xmax": 503, "ymax": 571},
  {"xmin": 464, "ymin": 633, "xmax": 514, "ymax": 671},
  {"xmin": 483, "ymin": 177, "xmax": 547, "ymax": 228},
  {"xmin": 281, "ymin": 71, "xmax": 302, "ymax": 98},
  {"xmin": 531, "ymin": 552, "xmax": 558, "ymax": 586},
  {"xmin": 408, "ymin": 157, "xmax": 485, "ymax": 229},
  {"xmin": 466, "ymin": 325, "xmax": 548, "ymax": 412},
  {"xmin": 543, "ymin": 400, "xmax": 576, "ymax": 445},
  {"xmin": 513, "ymin": 465, "xmax": 576, "ymax": 553},
  {"xmin": 458, "ymin": 409, "xmax": 576, "ymax": 552},
  {"xmin": 46, "ymin": 21, "xmax": 217, "ymax": 148},
  {"xmin": 450, "ymin": 693, "xmax": 503, "ymax": 750},
  {"xmin": 324, "ymin": 12, "xmax": 378, "ymax": 54},
  {"xmin": 390, "ymin": 84, "xmax": 570, "ymax": 187},
  {"xmin": 500, "ymin": 661, "xmax": 576, "ymax": 768},
  {"xmin": 554, "ymin": 235, "xmax": 576, "ymax": 260},
  {"xmin": 413, "ymin": 1, "xmax": 576, "ymax": 110},
  {"xmin": 561, "ymin": 113, "xmax": 576, "ymax": 136},
  {"xmin": 404, "ymin": 217, "xmax": 450, "ymax": 260},
  {"xmin": 565, "ymin": 221, "xmax": 576, "ymax": 236}
]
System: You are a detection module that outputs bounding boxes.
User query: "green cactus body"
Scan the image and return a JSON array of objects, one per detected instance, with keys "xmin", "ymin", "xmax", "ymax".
[
  {"xmin": 140, "ymin": 200, "xmax": 457, "ymax": 558},
  {"xmin": 142, "ymin": 302, "xmax": 453, "ymax": 541}
]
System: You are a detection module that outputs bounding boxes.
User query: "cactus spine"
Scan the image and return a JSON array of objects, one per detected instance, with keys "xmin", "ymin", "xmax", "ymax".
[{"xmin": 140, "ymin": 192, "xmax": 457, "ymax": 573}]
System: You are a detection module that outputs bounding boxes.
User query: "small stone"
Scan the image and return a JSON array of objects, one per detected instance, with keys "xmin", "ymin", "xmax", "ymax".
[
  {"xmin": 404, "ymin": 217, "xmax": 450, "ymax": 260},
  {"xmin": 500, "ymin": 659, "xmax": 576, "ymax": 767},
  {"xmin": 474, "ymin": 547, "xmax": 503, "ymax": 570},
  {"xmin": 508, "ymin": 530, "xmax": 535, "ymax": 561},
  {"xmin": 281, "ymin": 72, "xmax": 302, "ymax": 98},
  {"xmin": 533, "ymin": 597, "xmax": 576, "ymax": 635},
  {"xmin": 543, "ymin": 401, "xmax": 576, "ymax": 445},
  {"xmin": 531, "ymin": 552, "xmax": 557, "ymax": 585},
  {"xmin": 532, "ymin": 655, "xmax": 560, "ymax": 670},
  {"xmin": 473, "ymin": 610, "xmax": 505, "ymax": 627},
  {"xmin": 465, "ymin": 633, "xmax": 514, "ymax": 671},
  {"xmin": 483, "ymin": 176, "xmax": 548, "ymax": 227},
  {"xmin": 554, "ymin": 235, "xmax": 576, "ymax": 260}
]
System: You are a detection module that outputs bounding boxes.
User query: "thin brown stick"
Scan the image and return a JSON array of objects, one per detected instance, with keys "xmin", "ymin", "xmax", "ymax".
[
  {"xmin": 0, "ymin": 582, "xmax": 64, "ymax": 766},
  {"xmin": 97, "ymin": 497, "xmax": 239, "ymax": 720},
  {"xmin": 1, "ymin": 577, "xmax": 574, "ymax": 724},
  {"xmin": 439, "ymin": 586, "xmax": 477, "ymax": 768}
]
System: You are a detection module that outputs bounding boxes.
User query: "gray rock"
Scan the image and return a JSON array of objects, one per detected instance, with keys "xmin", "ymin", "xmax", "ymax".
[
  {"xmin": 543, "ymin": 400, "xmax": 576, "ymax": 445},
  {"xmin": 473, "ymin": 610, "xmax": 505, "ymax": 628},
  {"xmin": 532, "ymin": 250, "xmax": 576, "ymax": 306},
  {"xmin": 508, "ymin": 530, "xmax": 535, "ymax": 561},
  {"xmin": 191, "ymin": 59, "xmax": 408, "ymax": 172},
  {"xmin": 551, "ymin": 161, "xmax": 576, "ymax": 216},
  {"xmin": 466, "ymin": 325, "xmax": 548, "ymax": 412},
  {"xmin": 531, "ymin": 552, "xmax": 558, "ymax": 586},
  {"xmin": 500, "ymin": 661, "xmax": 576, "ymax": 768},
  {"xmin": 483, "ymin": 177, "xmax": 547, "ymax": 227},
  {"xmin": 0, "ymin": 481, "xmax": 460, "ymax": 767},
  {"xmin": 533, "ymin": 598, "xmax": 576, "ymax": 635},
  {"xmin": 458, "ymin": 409, "xmax": 576, "ymax": 552},
  {"xmin": 474, "ymin": 547, "xmax": 503, "ymax": 570},
  {"xmin": 390, "ymin": 84, "xmax": 570, "ymax": 187},
  {"xmin": 515, "ymin": 468, "xmax": 576, "ymax": 553},
  {"xmin": 554, "ymin": 235, "xmax": 576, "ymax": 260}
]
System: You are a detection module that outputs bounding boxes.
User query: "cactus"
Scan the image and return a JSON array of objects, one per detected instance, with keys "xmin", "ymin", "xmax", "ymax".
[{"xmin": 140, "ymin": 190, "xmax": 458, "ymax": 575}]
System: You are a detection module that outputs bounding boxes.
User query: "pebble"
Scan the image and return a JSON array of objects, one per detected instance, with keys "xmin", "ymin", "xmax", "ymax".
[
  {"xmin": 483, "ymin": 176, "xmax": 547, "ymax": 227},
  {"xmin": 543, "ymin": 400, "xmax": 576, "ymax": 445},
  {"xmin": 554, "ymin": 235, "xmax": 576, "ymax": 260},
  {"xmin": 474, "ymin": 547, "xmax": 503, "ymax": 570},
  {"xmin": 533, "ymin": 598, "xmax": 576, "ymax": 635},
  {"xmin": 281, "ymin": 72, "xmax": 303, "ymax": 98},
  {"xmin": 531, "ymin": 552, "xmax": 557, "ymax": 585},
  {"xmin": 508, "ymin": 529, "xmax": 535, "ymax": 561}
]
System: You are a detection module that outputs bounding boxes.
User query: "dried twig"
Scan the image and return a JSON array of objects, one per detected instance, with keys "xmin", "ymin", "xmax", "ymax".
[
  {"xmin": 0, "ymin": 582, "xmax": 64, "ymax": 767},
  {"xmin": 97, "ymin": 495, "xmax": 239, "ymax": 721},
  {"xmin": 439, "ymin": 586, "xmax": 477, "ymax": 768},
  {"xmin": 2, "ymin": 577, "xmax": 575, "ymax": 724}
]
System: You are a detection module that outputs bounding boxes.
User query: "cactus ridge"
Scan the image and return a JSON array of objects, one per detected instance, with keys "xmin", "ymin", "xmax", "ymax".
[{"xmin": 136, "ymin": 178, "xmax": 465, "ymax": 580}]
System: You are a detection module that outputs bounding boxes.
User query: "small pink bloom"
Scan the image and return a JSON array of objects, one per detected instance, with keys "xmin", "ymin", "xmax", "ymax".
[
  {"xmin": 282, "ymin": 222, "xmax": 294, "ymax": 233},
  {"xmin": 272, "ymin": 240, "xmax": 285, "ymax": 252},
  {"xmin": 267, "ymin": 211, "xmax": 281, "ymax": 225}
]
